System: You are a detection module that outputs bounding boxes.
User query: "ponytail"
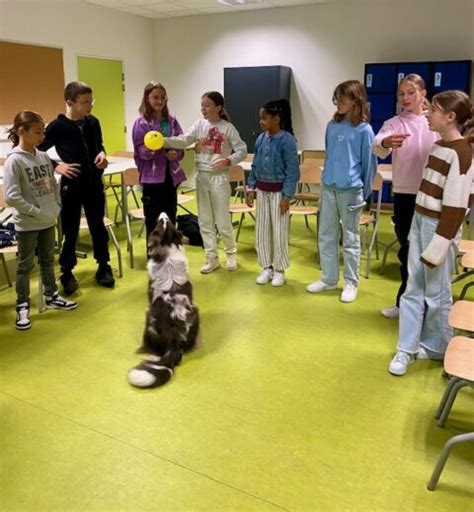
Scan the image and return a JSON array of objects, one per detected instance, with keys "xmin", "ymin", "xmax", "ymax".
[
  {"xmin": 262, "ymin": 99, "xmax": 295, "ymax": 136},
  {"xmin": 202, "ymin": 91, "xmax": 230, "ymax": 121},
  {"xmin": 7, "ymin": 110, "xmax": 44, "ymax": 147},
  {"xmin": 464, "ymin": 108, "xmax": 474, "ymax": 144}
]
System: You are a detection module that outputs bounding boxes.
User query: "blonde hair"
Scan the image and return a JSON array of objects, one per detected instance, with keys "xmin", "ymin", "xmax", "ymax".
[
  {"xmin": 332, "ymin": 80, "xmax": 370, "ymax": 126},
  {"xmin": 398, "ymin": 74, "xmax": 430, "ymax": 111}
]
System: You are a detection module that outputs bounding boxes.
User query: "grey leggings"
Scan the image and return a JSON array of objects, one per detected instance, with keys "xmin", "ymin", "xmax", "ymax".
[{"xmin": 16, "ymin": 226, "xmax": 57, "ymax": 305}]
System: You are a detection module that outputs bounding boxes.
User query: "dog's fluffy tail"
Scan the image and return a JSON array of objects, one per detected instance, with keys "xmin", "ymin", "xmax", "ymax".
[{"xmin": 128, "ymin": 350, "xmax": 182, "ymax": 388}]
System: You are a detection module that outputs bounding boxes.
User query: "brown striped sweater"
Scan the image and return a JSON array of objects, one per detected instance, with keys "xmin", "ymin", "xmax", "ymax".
[{"xmin": 415, "ymin": 138, "xmax": 473, "ymax": 268}]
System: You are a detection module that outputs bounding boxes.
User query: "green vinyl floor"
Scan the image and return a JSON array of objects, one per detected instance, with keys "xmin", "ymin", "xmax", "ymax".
[{"xmin": 0, "ymin": 201, "xmax": 473, "ymax": 512}]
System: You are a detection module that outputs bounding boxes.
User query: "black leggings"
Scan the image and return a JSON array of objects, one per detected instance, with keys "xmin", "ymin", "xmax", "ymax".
[
  {"xmin": 393, "ymin": 193, "xmax": 417, "ymax": 306},
  {"xmin": 142, "ymin": 168, "xmax": 177, "ymax": 241}
]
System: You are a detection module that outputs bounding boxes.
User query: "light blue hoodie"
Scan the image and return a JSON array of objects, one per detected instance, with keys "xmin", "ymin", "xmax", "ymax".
[{"xmin": 323, "ymin": 120, "xmax": 377, "ymax": 200}]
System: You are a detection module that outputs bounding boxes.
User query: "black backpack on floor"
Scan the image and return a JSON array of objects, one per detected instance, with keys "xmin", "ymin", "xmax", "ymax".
[{"xmin": 177, "ymin": 214, "xmax": 203, "ymax": 247}]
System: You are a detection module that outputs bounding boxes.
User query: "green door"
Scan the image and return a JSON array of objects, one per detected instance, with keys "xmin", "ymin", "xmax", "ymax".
[{"xmin": 77, "ymin": 56, "xmax": 126, "ymax": 154}]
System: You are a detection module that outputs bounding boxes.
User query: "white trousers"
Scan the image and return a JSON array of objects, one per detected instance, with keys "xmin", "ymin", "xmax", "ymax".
[
  {"xmin": 255, "ymin": 190, "xmax": 290, "ymax": 271},
  {"xmin": 196, "ymin": 170, "xmax": 236, "ymax": 258}
]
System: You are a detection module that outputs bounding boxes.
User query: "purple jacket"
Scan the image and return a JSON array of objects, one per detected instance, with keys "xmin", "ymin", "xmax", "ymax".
[{"xmin": 132, "ymin": 114, "xmax": 186, "ymax": 186}]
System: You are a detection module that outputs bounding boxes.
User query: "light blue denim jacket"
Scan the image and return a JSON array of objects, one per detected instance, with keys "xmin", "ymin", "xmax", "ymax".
[{"xmin": 247, "ymin": 130, "xmax": 299, "ymax": 199}]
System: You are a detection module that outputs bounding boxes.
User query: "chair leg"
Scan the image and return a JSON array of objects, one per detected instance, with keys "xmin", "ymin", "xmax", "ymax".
[
  {"xmin": 1, "ymin": 253, "xmax": 12, "ymax": 287},
  {"xmin": 380, "ymin": 237, "xmax": 398, "ymax": 274},
  {"xmin": 427, "ymin": 432, "xmax": 474, "ymax": 491},
  {"xmin": 107, "ymin": 226, "xmax": 123, "ymax": 278},
  {"xmin": 38, "ymin": 279, "xmax": 45, "ymax": 313},
  {"xmin": 434, "ymin": 377, "xmax": 459, "ymax": 419},
  {"xmin": 236, "ymin": 214, "xmax": 244, "ymax": 242},
  {"xmin": 437, "ymin": 379, "xmax": 469, "ymax": 427},
  {"xmin": 304, "ymin": 214, "xmax": 309, "ymax": 229},
  {"xmin": 125, "ymin": 215, "xmax": 134, "ymax": 269},
  {"xmin": 460, "ymin": 281, "xmax": 474, "ymax": 299}
]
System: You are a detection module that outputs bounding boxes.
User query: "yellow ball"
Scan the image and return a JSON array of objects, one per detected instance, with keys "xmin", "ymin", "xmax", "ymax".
[{"xmin": 144, "ymin": 130, "xmax": 164, "ymax": 151}]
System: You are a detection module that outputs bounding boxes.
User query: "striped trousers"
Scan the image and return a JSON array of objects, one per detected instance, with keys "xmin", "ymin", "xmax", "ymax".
[{"xmin": 255, "ymin": 190, "xmax": 290, "ymax": 271}]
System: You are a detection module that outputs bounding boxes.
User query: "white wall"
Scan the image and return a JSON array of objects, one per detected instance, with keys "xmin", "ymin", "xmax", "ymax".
[
  {"xmin": 0, "ymin": 0, "xmax": 156, "ymax": 153},
  {"xmin": 153, "ymin": 1, "xmax": 474, "ymax": 149}
]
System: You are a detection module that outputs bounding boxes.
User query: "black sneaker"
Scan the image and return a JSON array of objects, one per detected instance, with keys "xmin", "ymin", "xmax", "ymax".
[
  {"xmin": 45, "ymin": 292, "xmax": 78, "ymax": 310},
  {"xmin": 95, "ymin": 264, "xmax": 115, "ymax": 288},
  {"xmin": 60, "ymin": 270, "xmax": 79, "ymax": 296},
  {"xmin": 15, "ymin": 303, "xmax": 31, "ymax": 330}
]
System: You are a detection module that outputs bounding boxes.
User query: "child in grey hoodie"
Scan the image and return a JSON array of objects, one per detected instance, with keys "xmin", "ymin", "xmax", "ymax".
[{"xmin": 3, "ymin": 111, "xmax": 77, "ymax": 330}]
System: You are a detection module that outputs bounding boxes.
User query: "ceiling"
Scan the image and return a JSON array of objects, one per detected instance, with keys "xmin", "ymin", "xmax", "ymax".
[{"xmin": 85, "ymin": 0, "xmax": 336, "ymax": 19}]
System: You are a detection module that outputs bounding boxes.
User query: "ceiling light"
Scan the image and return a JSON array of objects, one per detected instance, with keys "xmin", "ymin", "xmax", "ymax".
[{"xmin": 217, "ymin": 0, "xmax": 263, "ymax": 6}]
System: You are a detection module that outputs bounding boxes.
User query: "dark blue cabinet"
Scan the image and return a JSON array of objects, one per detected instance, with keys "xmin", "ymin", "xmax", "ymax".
[
  {"xmin": 432, "ymin": 61, "xmax": 471, "ymax": 93},
  {"xmin": 224, "ymin": 66, "xmax": 291, "ymax": 152}
]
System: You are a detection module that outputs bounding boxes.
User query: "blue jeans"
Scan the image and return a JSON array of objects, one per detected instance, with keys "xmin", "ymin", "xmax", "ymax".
[
  {"xmin": 397, "ymin": 213, "xmax": 458, "ymax": 358},
  {"xmin": 318, "ymin": 186, "xmax": 363, "ymax": 286}
]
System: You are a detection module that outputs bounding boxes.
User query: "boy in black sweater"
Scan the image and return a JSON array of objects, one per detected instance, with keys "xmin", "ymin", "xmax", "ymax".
[{"xmin": 39, "ymin": 81, "xmax": 114, "ymax": 294}]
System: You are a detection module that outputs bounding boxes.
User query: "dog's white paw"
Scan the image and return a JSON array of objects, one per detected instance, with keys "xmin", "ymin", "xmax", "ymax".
[{"xmin": 128, "ymin": 368, "xmax": 156, "ymax": 388}]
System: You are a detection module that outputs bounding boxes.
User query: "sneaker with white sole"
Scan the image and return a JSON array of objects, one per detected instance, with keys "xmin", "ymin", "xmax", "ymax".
[
  {"xmin": 417, "ymin": 346, "xmax": 444, "ymax": 360},
  {"xmin": 388, "ymin": 351, "xmax": 415, "ymax": 376},
  {"xmin": 45, "ymin": 292, "xmax": 78, "ymax": 311},
  {"xmin": 200, "ymin": 256, "xmax": 220, "ymax": 274},
  {"xmin": 271, "ymin": 271, "xmax": 285, "ymax": 287},
  {"xmin": 340, "ymin": 281, "xmax": 358, "ymax": 303},
  {"xmin": 15, "ymin": 302, "xmax": 31, "ymax": 330},
  {"xmin": 381, "ymin": 305, "xmax": 399, "ymax": 319},
  {"xmin": 256, "ymin": 267, "xmax": 273, "ymax": 285},
  {"xmin": 226, "ymin": 254, "xmax": 237, "ymax": 271},
  {"xmin": 305, "ymin": 280, "xmax": 337, "ymax": 293}
]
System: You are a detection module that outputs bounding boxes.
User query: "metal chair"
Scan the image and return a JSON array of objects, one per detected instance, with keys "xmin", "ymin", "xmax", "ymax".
[
  {"xmin": 228, "ymin": 165, "xmax": 255, "ymax": 242},
  {"xmin": 428, "ymin": 335, "xmax": 474, "ymax": 490},
  {"xmin": 360, "ymin": 171, "xmax": 384, "ymax": 278}
]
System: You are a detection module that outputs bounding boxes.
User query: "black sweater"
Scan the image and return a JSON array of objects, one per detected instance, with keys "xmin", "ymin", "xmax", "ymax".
[{"xmin": 38, "ymin": 114, "xmax": 106, "ymax": 182}]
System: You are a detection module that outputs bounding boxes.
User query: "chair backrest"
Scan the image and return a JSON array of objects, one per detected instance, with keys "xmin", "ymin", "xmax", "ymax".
[
  {"xmin": 372, "ymin": 171, "xmax": 384, "ymax": 192},
  {"xmin": 123, "ymin": 168, "xmax": 140, "ymax": 186},
  {"xmin": 113, "ymin": 151, "xmax": 134, "ymax": 158},
  {"xmin": 301, "ymin": 149, "xmax": 325, "ymax": 162},
  {"xmin": 228, "ymin": 165, "xmax": 245, "ymax": 183},
  {"xmin": 244, "ymin": 153, "xmax": 254, "ymax": 162},
  {"xmin": 0, "ymin": 184, "xmax": 6, "ymax": 208},
  {"xmin": 377, "ymin": 163, "xmax": 392, "ymax": 173},
  {"xmin": 299, "ymin": 159, "xmax": 323, "ymax": 185}
]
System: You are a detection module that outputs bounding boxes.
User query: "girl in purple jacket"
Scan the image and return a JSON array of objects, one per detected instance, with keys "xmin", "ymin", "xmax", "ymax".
[{"xmin": 132, "ymin": 82, "xmax": 186, "ymax": 239}]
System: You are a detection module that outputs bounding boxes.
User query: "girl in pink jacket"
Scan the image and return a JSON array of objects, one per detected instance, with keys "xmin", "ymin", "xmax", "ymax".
[{"xmin": 373, "ymin": 74, "xmax": 438, "ymax": 319}]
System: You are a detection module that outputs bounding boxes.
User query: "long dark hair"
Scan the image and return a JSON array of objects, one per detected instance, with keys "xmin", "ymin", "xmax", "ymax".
[
  {"xmin": 139, "ymin": 81, "xmax": 169, "ymax": 122},
  {"xmin": 261, "ymin": 99, "xmax": 294, "ymax": 136},
  {"xmin": 332, "ymin": 80, "xmax": 370, "ymax": 125},
  {"xmin": 432, "ymin": 90, "xmax": 474, "ymax": 143},
  {"xmin": 202, "ymin": 91, "xmax": 230, "ymax": 121},
  {"xmin": 7, "ymin": 111, "xmax": 44, "ymax": 147}
]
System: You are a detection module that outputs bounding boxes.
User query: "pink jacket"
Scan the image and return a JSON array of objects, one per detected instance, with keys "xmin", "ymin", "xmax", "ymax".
[{"xmin": 372, "ymin": 111, "xmax": 438, "ymax": 194}]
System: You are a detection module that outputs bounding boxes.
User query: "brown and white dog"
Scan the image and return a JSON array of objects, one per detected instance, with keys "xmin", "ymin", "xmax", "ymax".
[{"xmin": 128, "ymin": 212, "xmax": 200, "ymax": 388}]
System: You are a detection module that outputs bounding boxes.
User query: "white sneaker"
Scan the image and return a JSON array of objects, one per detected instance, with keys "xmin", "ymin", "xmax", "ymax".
[
  {"xmin": 340, "ymin": 281, "xmax": 357, "ymax": 303},
  {"xmin": 15, "ymin": 302, "xmax": 31, "ymax": 330},
  {"xmin": 200, "ymin": 256, "xmax": 220, "ymax": 274},
  {"xmin": 305, "ymin": 280, "xmax": 337, "ymax": 293},
  {"xmin": 381, "ymin": 305, "xmax": 399, "ymax": 319},
  {"xmin": 226, "ymin": 254, "xmax": 237, "ymax": 271},
  {"xmin": 388, "ymin": 351, "xmax": 415, "ymax": 376},
  {"xmin": 417, "ymin": 346, "xmax": 429, "ymax": 360},
  {"xmin": 256, "ymin": 268, "xmax": 273, "ymax": 285},
  {"xmin": 271, "ymin": 271, "xmax": 285, "ymax": 287}
]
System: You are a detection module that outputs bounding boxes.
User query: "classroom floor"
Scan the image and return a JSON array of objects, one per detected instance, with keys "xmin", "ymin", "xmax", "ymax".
[{"xmin": 0, "ymin": 203, "xmax": 473, "ymax": 512}]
